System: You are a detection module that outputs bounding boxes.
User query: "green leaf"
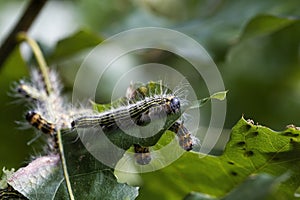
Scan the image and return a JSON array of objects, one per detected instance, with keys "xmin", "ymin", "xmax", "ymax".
[
  {"xmin": 171, "ymin": 0, "xmax": 300, "ymax": 61},
  {"xmin": 185, "ymin": 173, "xmax": 276, "ymax": 200},
  {"xmin": 240, "ymin": 15, "xmax": 297, "ymax": 40},
  {"xmin": 210, "ymin": 91, "xmax": 228, "ymax": 101},
  {"xmin": 48, "ymin": 29, "xmax": 103, "ymax": 62},
  {"xmin": 139, "ymin": 117, "xmax": 300, "ymax": 200},
  {"xmin": 55, "ymin": 170, "xmax": 139, "ymax": 199},
  {"xmin": 222, "ymin": 174, "xmax": 276, "ymax": 200},
  {"xmin": 56, "ymin": 130, "xmax": 139, "ymax": 199},
  {"xmin": 224, "ymin": 15, "xmax": 300, "ymax": 129},
  {"xmin": 188, "ymin": 91, "xmax": 228, "ymax": 110}
]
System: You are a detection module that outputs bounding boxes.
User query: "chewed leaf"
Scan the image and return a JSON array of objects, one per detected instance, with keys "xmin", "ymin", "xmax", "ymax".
[
  {"xmin": 139, "ymin": 117, "xmax": 300, "ymax": 200},
  {"xmin": 188, "ymin": 90, "xmax": 227, "ymax": 110}
]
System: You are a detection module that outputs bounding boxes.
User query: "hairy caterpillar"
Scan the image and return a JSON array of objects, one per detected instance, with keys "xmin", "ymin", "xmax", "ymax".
[
  {"xmin": 25, "ymin": 111, "xmax": 56, "ymax": 135},
  {"xmin": 72, "ymin": 81, "xmax": 197, "ymax": 165},
  {"xmin": 71, "ymin": 95, "xmax": 180, "ymax": 130},
  {"xmin": 14, "ymin": 68, "xmax": 198, "ymax": 165}
]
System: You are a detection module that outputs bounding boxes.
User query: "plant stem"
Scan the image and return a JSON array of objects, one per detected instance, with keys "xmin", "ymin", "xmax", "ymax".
[
  {"xmin": 19, "ymin": 33, "xmax": 75, "ymax": 200},
  {"xmin": 0, "ymin": 0, "xmax": 48, "ymax": 70},
  {"xmin": 17, "ymin": 32, "xmax": 53, "ymax": 94},
  {"xmin": 57, "ymin": 129, "xmax": 75, "ymax": 200}
]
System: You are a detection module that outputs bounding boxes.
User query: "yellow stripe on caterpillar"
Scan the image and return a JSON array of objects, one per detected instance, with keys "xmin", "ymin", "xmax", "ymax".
[{"xmin": 26, "ymin": 111, "xmax": 56, "ymax": 135}]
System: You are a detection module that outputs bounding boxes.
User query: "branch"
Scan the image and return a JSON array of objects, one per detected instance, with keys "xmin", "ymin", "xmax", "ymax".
[{"xmin": 0, "ymin": 0, "xmax": 48, "ymax": 70}]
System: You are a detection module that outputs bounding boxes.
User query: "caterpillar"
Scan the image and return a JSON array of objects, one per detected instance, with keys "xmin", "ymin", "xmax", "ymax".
[
  {"xmin": 72, "ymin": 81, "xmax": 196, "ymax": 165},
  {"xmin": 25, "ymin": 111, "xmax": 56, "ymax": 135},
  {"xmin": 15, "ymin": 81, "xmax": 47, "ymax": 102},
  {"xmin": 71, "ymin": 95, "xmax": 181, "ymax": 131},
  {"xmin": 15, "ymin": 70, "xmax": 198, "ymax": 166},
  {"xmin": 0, "ymin": 185, "xmax": 27, "ymax": 200}
]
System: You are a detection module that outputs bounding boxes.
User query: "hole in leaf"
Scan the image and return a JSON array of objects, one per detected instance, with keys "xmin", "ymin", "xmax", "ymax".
[
  {"xmin": 283, "ymin": 132, "xmax": 299, "ymax": 137},
  {"xmin": 246, "ymin": 131, "xmax": 259, "ymax": 139},
  {"xmin": 244, "ymin": 151, "xmax": 254, "ymax": 157},
  {"xmin": 272, "ymin": 156, "xmax": 280, "ymax": 161},
  {"xmin": 245, "ymin": 124, "xmax": 252, "ymax": 130},
  {"xmin": 290, "ymin": 138, "xmax": 296, "ymax": 143},
  {"xmin": 230, "ymin": 171, "xmax": 238, "ymax": 176},
  {"xmin": 236, "ymin": 141, "xmax": 246, "ymax": 147}
]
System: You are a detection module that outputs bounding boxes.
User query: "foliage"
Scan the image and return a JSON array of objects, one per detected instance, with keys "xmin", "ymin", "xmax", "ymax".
[
  {"xmin": 139, "ymin": 118, "xmax": 300, "ymax": 200},
  {"xmin": 0, "ymin": 0, "xmax": 300, "ymax": 199}
]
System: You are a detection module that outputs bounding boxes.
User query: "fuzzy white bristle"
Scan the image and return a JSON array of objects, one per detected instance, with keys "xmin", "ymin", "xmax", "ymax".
[{"xmin": 30, "ymin": 68, "xmax": 72, "ymax": 130}]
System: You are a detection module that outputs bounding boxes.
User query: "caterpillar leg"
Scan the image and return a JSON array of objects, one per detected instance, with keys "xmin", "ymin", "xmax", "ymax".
[
  {"xmin": 133, "ymin": 144, "xmax": 151, "ymax": 165},
  {"xmin": 169, "ymin": 121, "xmax": 193, "ymax": 151}
]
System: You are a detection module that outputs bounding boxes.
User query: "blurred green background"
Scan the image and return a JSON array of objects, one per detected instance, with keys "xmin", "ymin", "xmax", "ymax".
[{"xmin": 0, "ymin": 0, "xmax": 300, "ymax": 198}]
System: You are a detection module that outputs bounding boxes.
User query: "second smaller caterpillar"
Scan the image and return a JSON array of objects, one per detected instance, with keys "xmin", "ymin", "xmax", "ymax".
[{"xmin": 26, "ymin": 111, "xmax": 56, "ymax": 135}]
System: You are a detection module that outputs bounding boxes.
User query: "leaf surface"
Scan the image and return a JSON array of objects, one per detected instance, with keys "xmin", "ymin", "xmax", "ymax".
[
  {"xmin": 138, "ymin": 118, "xmax": 300, "ymax": 200},
  {"xmin": 48, "ymin": 29, "xmax": 103, "ymax": 62}
]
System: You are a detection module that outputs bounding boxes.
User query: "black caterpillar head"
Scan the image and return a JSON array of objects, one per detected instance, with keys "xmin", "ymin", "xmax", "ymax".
[{"xmin": 169, "ymin": 97, "xmax": 180, "ymax": 113}]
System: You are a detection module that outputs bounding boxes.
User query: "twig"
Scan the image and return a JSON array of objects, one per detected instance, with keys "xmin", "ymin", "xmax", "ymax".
[
  {"xmin": 17, "ymin": 32, "xmax": 53, "ymax": 94},
  {"xmin": 0, "ymin": 0, "xmax": 48, "ymax": 70}
]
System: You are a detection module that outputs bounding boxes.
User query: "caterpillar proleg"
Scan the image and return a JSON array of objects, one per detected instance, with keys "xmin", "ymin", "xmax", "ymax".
[{"xmin": 133, "ymin": 144, "xmax": 151, "ymax": 165}]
